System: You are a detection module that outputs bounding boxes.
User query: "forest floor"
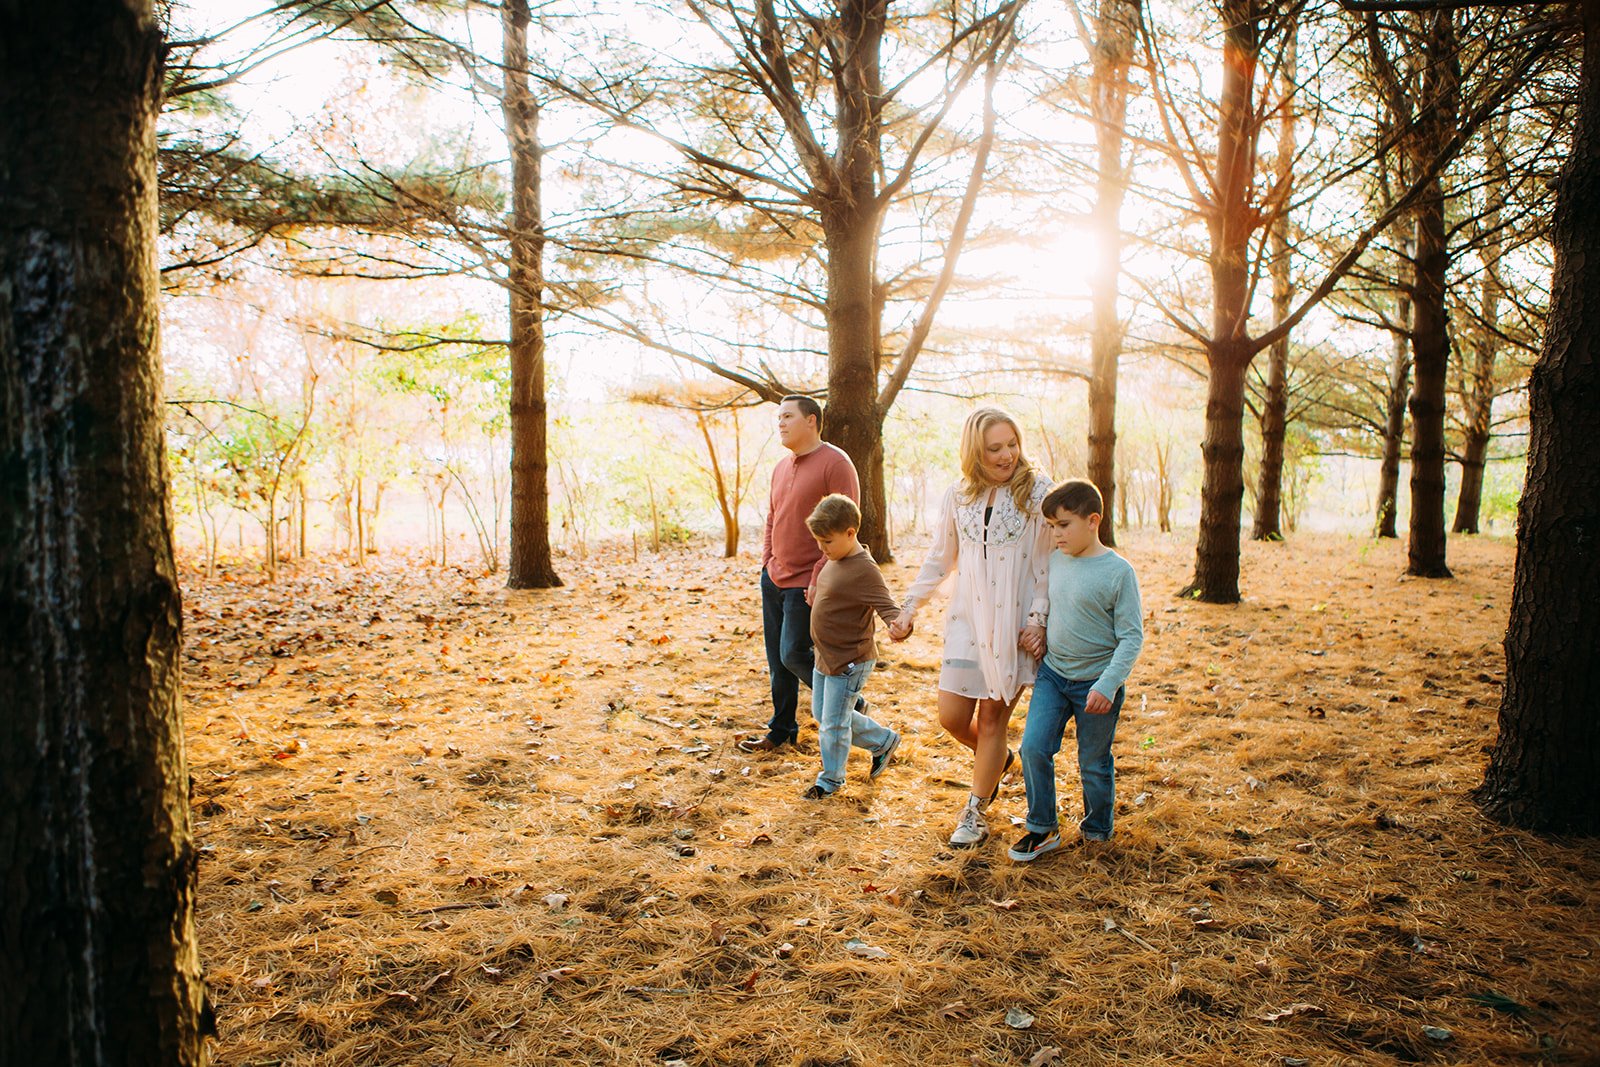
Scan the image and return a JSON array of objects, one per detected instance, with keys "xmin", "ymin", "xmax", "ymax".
[{"xmin": 181, "ymin": 530, "xmax": 1600, "ymax": 1067}]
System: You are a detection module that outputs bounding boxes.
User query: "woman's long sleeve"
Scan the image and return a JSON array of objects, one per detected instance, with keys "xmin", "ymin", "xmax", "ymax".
[{"xmin": 903, "ymin": 487, "xmax": 959, "ymax": 611}]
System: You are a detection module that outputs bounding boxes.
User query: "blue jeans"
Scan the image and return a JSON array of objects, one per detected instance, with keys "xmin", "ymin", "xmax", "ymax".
[
  {"xmin": 761, "ymin": 567, "xmax": 813, "ymax": 745},
  {"xmin": 1019, "ymin": 660, "xmax": 1124, "ymax": 839},
  {"xmin": 811, "ymin": 662, "xmax": 894, "ymax": 792}
]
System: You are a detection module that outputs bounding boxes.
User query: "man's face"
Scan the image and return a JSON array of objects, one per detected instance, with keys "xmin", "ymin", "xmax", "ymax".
[
  {"xmin": 777, "ymin": 400, "xmax": 816, "ymax": 450},
  {"xmin": 1047, "ymin": 508, "xmax": 1101, "ymax": 557}
]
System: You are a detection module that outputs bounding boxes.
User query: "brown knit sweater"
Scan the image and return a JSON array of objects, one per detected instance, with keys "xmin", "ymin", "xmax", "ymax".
[{"xmin": 810, "ymin": 547, "xmax": 901, "ymax": 676}]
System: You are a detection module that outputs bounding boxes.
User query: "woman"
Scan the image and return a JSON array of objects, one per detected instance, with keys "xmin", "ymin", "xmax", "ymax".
[{"xmin": 891, "ymin": 407, "xmax": 1052, "ymax": 848}]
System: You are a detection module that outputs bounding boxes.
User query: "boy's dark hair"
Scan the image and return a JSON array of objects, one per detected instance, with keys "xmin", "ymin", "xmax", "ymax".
[
  {"xmin": 782, "ymin": 394, "xmax": 823, "ymax": 430},
  {"xmin": 1041, "ymin": 478, "xmax": 1103, "ymax": 520},
  {"xmin": 806, "ymin": 493, "xmax": 861, "ymax": 537}
]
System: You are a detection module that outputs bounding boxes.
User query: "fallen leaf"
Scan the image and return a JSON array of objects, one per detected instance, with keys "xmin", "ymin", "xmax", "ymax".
[
  {"xmin": 543, "ymin": 893, "xmax": 568, "ymax": 911},
  {"xmin": 775, "ymin": 942, "xmax": 795, "ymax": 959},
  {"xmin": 537, "ymin": 966, "xmax": 577, "ymax": 984},
  {"xmin": 1257, "ymin": 1003, "xmax": 1324, "ymax": 1023},
  {"xmin": 1422, "ymin": 1026, "xmax": 1453, "ymax": 1042},
  {"xmin": 479, "ymin": 963, "xmax": 504, "ymax": 982},
  {"xmin": 938, "ymin": 1000, "xmax": 968, "ymax": 1021},
  {"xmin": 844, "ymin": 938, "xmax": 890, "ymax": 959},
  {"xmin": 1005, "ymin": 1007, "xmax": 1036, "ymax": 1030},
  {"xmin": 1028, "ymin": 1048, "xmax": 1062, "ymax": 1067},
  {"xmin": 419, "ymin": 970, "xmax": 451, "ymax": 993},
  {"xmin": 988, "ymin": 898, "xmax": 1020, "ymax": 911}
]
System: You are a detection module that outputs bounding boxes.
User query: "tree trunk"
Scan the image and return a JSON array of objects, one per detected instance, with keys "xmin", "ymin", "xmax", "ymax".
[
  {"xmin": 1185, "ymin": 0, "xmax": 1258, "ymax": 604},
  {"xmin": 1252, "ymin": 29, "xmax": 1295, "ymax": 544},
  {"xmin": 0, "ymin": 4, "xmax": 209, "ymax": 1063},
  {"xmin": 503, "ymin": 0, "xmax": 561, "ymax": 589},
  {"xmin": 1404, "ymin": 8, "xmax": 1458, "ymax": 579},
  {"xmin": 1375, "ymin": 275, "xmax": 1412, "ymax": 539},
  {"xmin": 1084, "ymin": 0, "xmax": 1141, "ymax": 548},
  {"xmin": 1453, "ymin": 124, "xmax": 1505, "ymax": 536},
  {"xmin": 1475, "ymin": 0, "xmax": 1600, "ymax": 834},
  {"xmin": 1186, "ymin": 345, "xmax": 1252, "ymax": 602},
  {"xmin": 821, "ymin": 0, "xmax": 891, "ymax": 561}
]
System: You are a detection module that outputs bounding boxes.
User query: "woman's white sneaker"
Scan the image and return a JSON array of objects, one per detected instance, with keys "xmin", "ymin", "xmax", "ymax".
[{"xmin": 949, "ymin": 799, "xmax": 989, "ymax": 847}]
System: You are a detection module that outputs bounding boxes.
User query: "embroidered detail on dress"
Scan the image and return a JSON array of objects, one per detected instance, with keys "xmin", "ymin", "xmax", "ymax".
[{"xmin": 954, "ymin": 480, "xmax": 1046, "ymax": 548}]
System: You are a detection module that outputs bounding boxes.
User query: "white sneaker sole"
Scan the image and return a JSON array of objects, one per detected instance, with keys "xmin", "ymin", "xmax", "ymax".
[{"xmin": 1007, "ymin": 836, "xmax": 1061, "ymax": 862}]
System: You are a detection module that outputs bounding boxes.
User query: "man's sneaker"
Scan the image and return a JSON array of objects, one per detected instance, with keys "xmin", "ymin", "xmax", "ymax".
[
  {"xmin": 802, "ymin": 784, "xmax": 835, "ymax": 800},
  {"xmin": 1008, "ymin": 829, "xmax": 1061, "ymax": 863},
  {"xmin": 738, "ymin": 735, "xmax": 787, "ymax": 754},
  {"xmin": 949, "ymin": 801, "xmax": 989, "ymax": 847},
  {"xmin": 870, "ymin": 731, "xmax": 901, "ymax": 779},
  {"xmin": 986, "ymin": 748, "xmax": 1017, "ymax": 804}
]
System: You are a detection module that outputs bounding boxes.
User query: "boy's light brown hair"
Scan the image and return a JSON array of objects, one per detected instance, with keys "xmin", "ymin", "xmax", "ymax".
[
  {"xmin": 1041, "ymin": 478, "xmax": 1103, "ymax": 520},
  {"xmin": 806, "ymin": 493, "xmax": 861, "ymax": 537}
]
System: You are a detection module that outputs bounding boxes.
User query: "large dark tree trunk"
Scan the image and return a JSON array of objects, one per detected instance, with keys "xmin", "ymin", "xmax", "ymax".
[
  {"xmin": 1252, "ymin": 30, "xmax": 1295, "ymax": 544},
  {"xmin": 1084, "ymin": 0, "xmax": 1141, "ymax": 548},
  {"xmin": 1404, "ymin": 8, "xmax": 1458, "ymax": 578},
  {"xmin": 821, "ymin": 0, "xmax": 892, "ymax": 561},
  {"xmin": 0, "ymin": 4, "xmax": 209, "ymax": 1063},
  {"xmin": 1184, "ymin": 0, "xmax": 1258, "ymax": 604},
  {"xmin": 1475, "ymin": 0, "xmax": 1600, "ymax": 835},
  {"xmin": 503, "ymin": 0, "xmax": 561, "ymax": 588}
]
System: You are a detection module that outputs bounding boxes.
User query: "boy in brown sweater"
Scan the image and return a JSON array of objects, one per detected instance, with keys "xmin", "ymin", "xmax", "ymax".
[{"xmin": 801, "ymin": 494, "xmax": 903, "ymax": 798}]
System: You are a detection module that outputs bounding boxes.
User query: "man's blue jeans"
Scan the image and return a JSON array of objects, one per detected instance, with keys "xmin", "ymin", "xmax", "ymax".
[
  {"xmin": 811, "ymin": 662, "xmax": 894, "ymax": 793},
  {"xmin": 761, "ymin": 567, "xmax": 813, "ymax": 745},
  {"xmin": 1019, "ymin": 660, "xmax": 1124, "ymax": 840}
]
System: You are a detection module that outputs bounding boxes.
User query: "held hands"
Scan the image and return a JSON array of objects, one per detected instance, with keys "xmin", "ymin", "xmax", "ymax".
[
  {"xmin": 1084, "ymin": 689, "xmax": 1113, "ymax": 715},
  {"xmin": 1019, "ymin": 624, "xmax": 1045, "ymax": 659},
  {"xmin": 888, "ymin": 609, "xmax": 915, "ymax": 642}
]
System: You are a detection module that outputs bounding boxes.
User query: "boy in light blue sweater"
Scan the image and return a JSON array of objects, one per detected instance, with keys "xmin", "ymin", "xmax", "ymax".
[{"xmin": 1010, "ymin": 479, "xmax": 1143, "ymax": 862}]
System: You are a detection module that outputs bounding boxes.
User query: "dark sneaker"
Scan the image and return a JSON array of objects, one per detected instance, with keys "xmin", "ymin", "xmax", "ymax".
[
  {"xmin": 986, "ymin": 748, "xmax": 1016, "ymax": 803},
  {"xmin": 870, "ymin": 731, "xmax": 901, "ymax": 779},
  {"xmin": 802, "ymin": 784, "xmax": 835, "ymax": 800},
  {"xmin": 738, "ymin": 736, "xmax": 787, "ymax": 754},
  {"xmin": 1008, "ymin": 829, "xmax": 1061, "ymax": 863}
]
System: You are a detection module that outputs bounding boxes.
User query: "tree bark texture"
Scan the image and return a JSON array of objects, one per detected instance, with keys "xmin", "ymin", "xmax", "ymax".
[
  {"xmin": 1474, "ymin": 0, "xmax": 1600, "ymax": 835},
  {"xmin": 820, "ymin": 0, "xmax": 892, "ymax": 561},
  {"xmin": 1185, "ymin": 0, "xmax": 1258, "ymax": 603},
  {"xmin": 1403, "ymin": 8, "xmax": 1458, "ymax": 578},
  {"xmin": 0, "ymin": 4, "xmax": 209, "ymax": 1063},
  {"xmin": 1084, "ymin": 0, "xmax": 1141, "ymax": 548},
  {"xmin": 502, "ymin": 0, "xmax": 561, "ymax": 588},
  {"xmin": 1252, "ymin": 29, "xmax": 1295, "ymax": 543}
]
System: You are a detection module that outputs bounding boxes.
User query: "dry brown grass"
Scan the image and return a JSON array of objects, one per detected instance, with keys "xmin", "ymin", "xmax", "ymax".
[{"xmin": 183, "ymin": 531, "xmax": 1600, "ymax": 1066}]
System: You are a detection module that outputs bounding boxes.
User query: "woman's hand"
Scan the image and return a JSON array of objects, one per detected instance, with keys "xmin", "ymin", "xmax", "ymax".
[
  {"xmin": 1019, "ymin": 624, "xmax": 1045, "ymax": 658},
  {"xmin": 888, "ymin": 609, "xmax": 915, "ymax": 642}
]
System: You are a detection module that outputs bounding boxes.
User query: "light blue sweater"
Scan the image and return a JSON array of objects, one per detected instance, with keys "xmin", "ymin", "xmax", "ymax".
[{"xmin": 1043, "ymin": 549, "xmax": 1144, "ymax": 700}]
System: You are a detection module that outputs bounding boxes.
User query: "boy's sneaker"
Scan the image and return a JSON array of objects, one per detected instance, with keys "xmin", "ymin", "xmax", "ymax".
[
  {"xmin": 1008, "ymin": 829, "xmax": 1062, "ymax": 863},
  {"xmin": 870, "ymin": 731, "xmax": 901, "ymax": 779},
  {"xmin": 802, "ymin": 784, "xmax": 835, "ymax": 800},
  {"xmin": 949, "ymin": 800, "xmax": 989, "ymax": 847}
]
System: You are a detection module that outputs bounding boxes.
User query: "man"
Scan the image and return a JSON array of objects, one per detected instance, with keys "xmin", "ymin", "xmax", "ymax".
[{"xmin": 739, "ymin": 395, "xmax": 860, "ymax": 754}]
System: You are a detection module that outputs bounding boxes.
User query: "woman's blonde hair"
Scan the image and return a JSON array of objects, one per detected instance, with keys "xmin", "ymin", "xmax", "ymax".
[{"xmin": 958, "ymin": 407, "xmax": 1039, "ymax": 511}]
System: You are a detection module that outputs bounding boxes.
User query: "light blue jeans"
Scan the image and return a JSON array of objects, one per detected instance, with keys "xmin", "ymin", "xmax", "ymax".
[
  {"xmin": 811, "ymin": 662, "xmax": 894, "ymax": 793},
  {"xmin": 1019, "ymin": 660, "xmax": 1124, "ymax": 839}
]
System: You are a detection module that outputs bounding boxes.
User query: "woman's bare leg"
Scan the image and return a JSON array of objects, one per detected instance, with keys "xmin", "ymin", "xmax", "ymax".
[
  {"xmin": 970, "ymin": 694, "xmax": 1019, "ymax": 799},
  {"xmin": 936, "ymin": 690, "xmax": 979, "ymax": 750}
]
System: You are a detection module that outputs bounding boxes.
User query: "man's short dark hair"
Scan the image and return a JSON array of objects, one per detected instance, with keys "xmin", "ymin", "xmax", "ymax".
[
  {"xmin": 781, "ymin": 394, "xmax": 823, "ymax": 430},
  {"xmin": 1041, "ymin": 478, "xmax": 1103, "ymax": 520}
]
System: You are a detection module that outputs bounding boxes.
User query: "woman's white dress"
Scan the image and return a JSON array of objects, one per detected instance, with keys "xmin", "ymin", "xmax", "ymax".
[{"xmin": 904, "ymin": 476, "xmax": 1053, "ymax": 703}]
